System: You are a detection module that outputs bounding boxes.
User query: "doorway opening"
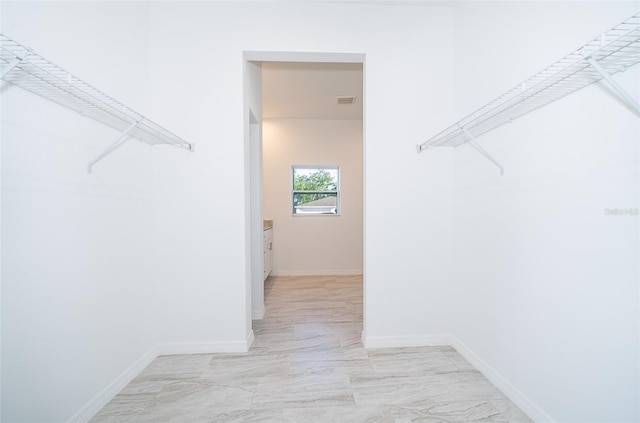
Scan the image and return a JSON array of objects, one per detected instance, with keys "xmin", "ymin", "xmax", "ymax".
[{"xmin": 244, "ymin": 52, "xmax": 365, "ymax": 344}]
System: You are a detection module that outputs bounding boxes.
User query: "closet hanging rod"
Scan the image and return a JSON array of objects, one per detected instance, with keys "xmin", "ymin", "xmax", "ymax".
[
  {"xmin": 417, "ymin": 10, "xmax": 640, "ymax": 155},
  {"xmin": 0, "ymin": 34, "xmax": 194, "ymax": 172}
]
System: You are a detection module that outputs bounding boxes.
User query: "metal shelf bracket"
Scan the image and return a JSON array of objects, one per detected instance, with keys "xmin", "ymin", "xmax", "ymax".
[
  {"xmin": 0, "ymin": 57, "xmax": 22, "ymax": 79},
  {"xmin": 87, "ymin": 120, "xmax": 141, "ymax": 173},
  {"xmin": 584, "ymin": 55, "xmax": 640, "ymax": 114},
  {"xmin": 1, "ymin": 33, "xmax": 194, "ymax": 173},
  {"xmin": 416, "ymin": 10, "xmax": 640, "ymax": 160},
  {"xmin": 461, "ymin": 127, "xmax": 504, "ymax": 176}
]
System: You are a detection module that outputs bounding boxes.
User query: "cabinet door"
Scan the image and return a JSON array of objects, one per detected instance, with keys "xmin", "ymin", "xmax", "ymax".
[
  {"xmin": 263, "ymin": 229, "xmax": 273, "ymax": 280},
  {"xmin": 263, "ymin": 240, "xmax": 269, "ymax": 280},
  {"xmin": 267, "ymin": 240, "xmax": 273, "ymax": 275}
]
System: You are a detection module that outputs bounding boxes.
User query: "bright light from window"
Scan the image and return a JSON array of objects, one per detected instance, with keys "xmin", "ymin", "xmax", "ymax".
[{"xmin": 292, "ymin": 165, "xmax": 340, "ymax": 215}]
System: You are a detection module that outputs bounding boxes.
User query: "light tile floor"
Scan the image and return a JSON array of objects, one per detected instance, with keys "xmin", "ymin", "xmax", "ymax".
[{"xmin": 91, "ymin": 275, "xmax": 533, "ymax": 422}]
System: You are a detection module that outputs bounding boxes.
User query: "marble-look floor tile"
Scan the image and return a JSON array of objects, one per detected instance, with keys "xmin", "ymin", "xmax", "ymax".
[
  {"xmin": 367, "ymin": 349, "xmax": 459, "ymax": 374},
  {"xmin": 134, "ymin": 354, "xmax": 213, "ymax": 382},
  {"xmin": 266, "ymin": 334, "xmax": 341, "ymax": 353},
  {"xmin": 289, "ymin": 357, "xmax": 374, "ymax": 376},
  {"xmin": 90, "ymin": 414, "xmax": 143, "ymax": 423},
  {"xmin": 138, "ymin": 381, "xmax": 255, "ymax": 422},
  {"xmin": 191, "ymin": 408, "xmax": 288, "ymax": 423},
  {"xmin": 446, "ymin": 377, "xmax": 509, "ymax": 401},
  {"xmin": 91, "ymin": 275, "xmax": 532, "ymax": 422},
  {"xmin": 491, "ymin": 399, "xmax": 535, "ymax": 422},
  {"xmin": 255, "ymin": 373, "xmax": 351, "ymax": 394},
  {"xmin": 283, "ymin": 405, "xmax": 390, "ymax": 422},
  {"xmin": 118, "ymin": 379, "xmax": 172, "ymax": 395},
  {"xmin": 444, "ymin": 350, "xmax": 477, "ymax": 372},
  {"xmin": 252, "ymin": 389, "xmax": 356, "ymax": 409},
  {"xmin": 385, "ymin": 400, "xmax": 507, "ymax": 422},
  {"xmin": 351, "ymin": 372, "xmax": 451, "ymax": 405},
  {"xmin": 90, "ymin": 393, "xmax": 155, "ymax": 421},
  {"xmin": 200, "ymin": 353, "xmax": 290, "ymax": 389},
  {"xmin": 252, "ymin": 374, "xmax": 355, "ymax": 408}
]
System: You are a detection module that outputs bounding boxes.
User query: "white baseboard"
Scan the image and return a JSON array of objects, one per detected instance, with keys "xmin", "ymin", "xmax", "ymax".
[
  {"xmin": 252, "ymin": 304, "xmax": 265, "ymax": 320},
  {"xmin": 363, "ymin": 334, "xmax": 453, "ymax": 348},
  {"xmin": 246, "ymin": 330, "xmax": 255, "ymax": 350},
  {"xmin": 67, "ymin": 334, "xmax": 255, "ymax": 423},
  {"xmin": 66, "ymin": 344, "xmax": 159, "ymax": 423},
  {"xmin": 271, "ymin": 269, "xmax": 363, "ymax": 276},
  {"xmin": 450, "ymin": 336, "xmax": 554, "ymax": 423},
  {"xmin": 155, "ymin": 338, "xmax": 251, "ymax": 355}
]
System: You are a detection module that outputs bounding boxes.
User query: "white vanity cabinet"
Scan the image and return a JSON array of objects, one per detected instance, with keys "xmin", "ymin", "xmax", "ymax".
[{"xmin": 263, "ymin": 226, "xmax": 273, "ymax": 280}]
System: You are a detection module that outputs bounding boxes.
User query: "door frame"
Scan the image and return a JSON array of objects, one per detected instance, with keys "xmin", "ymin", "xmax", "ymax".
[{"xmin": 242, "ymin": 51, "xmax": 366, "ymax": 343}]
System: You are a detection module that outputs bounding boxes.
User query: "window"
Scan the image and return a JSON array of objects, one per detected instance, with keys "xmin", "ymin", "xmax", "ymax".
[{"xmin": 292, "ymin": 165, "xmax": 340, "ymax": 215}]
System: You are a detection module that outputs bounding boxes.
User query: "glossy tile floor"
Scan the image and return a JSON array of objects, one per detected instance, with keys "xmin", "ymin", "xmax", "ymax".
[{"xmin": 91, "ymin": 275, "xmax": 533, "ymax": 422}]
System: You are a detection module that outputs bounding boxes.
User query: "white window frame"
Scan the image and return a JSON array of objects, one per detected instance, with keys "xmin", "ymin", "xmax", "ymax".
[{"xmin": 291, "ymin": 165, "xmax": 340, "ymax": 216}]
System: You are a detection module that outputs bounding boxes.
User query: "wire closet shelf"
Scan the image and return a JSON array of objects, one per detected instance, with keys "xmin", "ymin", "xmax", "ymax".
[
  {"xmin": 417, "ymin": 10, "xmax": 640, "ymax": 153},
  {"xmin": 0, "ymin": 34, "xmax": 193, "ymax": 171}
]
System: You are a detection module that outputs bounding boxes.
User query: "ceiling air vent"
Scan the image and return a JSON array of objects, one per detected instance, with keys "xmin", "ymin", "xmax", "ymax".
[{"xmin": 336, "ymin": 95, "xmax": 357, "ymax": 105}]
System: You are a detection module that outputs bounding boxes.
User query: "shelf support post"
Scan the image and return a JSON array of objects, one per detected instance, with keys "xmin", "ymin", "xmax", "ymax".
[
  {"xmin": 585, "ymin": 57, "xmax": 640, "ymax": 114},
  {"xmin": 0, "ymin": 58, "xmax": 22, "ymax": 79},
  {"xmin": 87, "ymin": 120, "xmax": 140, "ymax": 173},
  {"xmin": 461, "ymin": 127, "xmax": 504, "ymax": 176}
]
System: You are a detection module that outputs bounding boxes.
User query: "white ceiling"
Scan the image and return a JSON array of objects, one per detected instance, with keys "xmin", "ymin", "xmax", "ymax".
[{"xmin": 262, "ymin": 62, "xmax": 363, "ymax": 120}]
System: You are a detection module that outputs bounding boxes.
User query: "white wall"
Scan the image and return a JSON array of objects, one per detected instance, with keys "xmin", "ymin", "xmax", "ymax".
[
  {"xmin": 246, "ymin": 59, "xmax": 264, "ymax": 320},
  {"xmin": 2, "ymin": 2, "xmax": 457, "ymax": 420},
  {"xmin": 146, "ymin": 0, "xmax": 457, "ymax": 354},
  {"xmin": 27, "ymin": 1, "xmax": 640, "ymax": 422},
  {"xmin": 1, "ymin": 3, "xmax": 157, "ymax": 422},
  {"xmin": 0, "ymin": 2, "xmax": 4, "ymax": 419},
  {"xmin": 451, "ymin": 3, "xmax": 639, "ymax": 422},
  {"xmin": 263, "ymin": 118, "xmax": 363, "ymax": 276},
  {"xmin": 4, "ymin": 1, "xmax": 638, "ymax": 422}
]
